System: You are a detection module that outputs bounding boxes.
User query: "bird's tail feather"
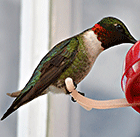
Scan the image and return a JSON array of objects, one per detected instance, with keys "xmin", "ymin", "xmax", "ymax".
[
  {"xmin": 7, "ymin": 90, "xmax": 22, "ymax": 98},
  {"xmin": 1, "ymin": 90, "xmax": 29, "ymax": 121},
  {"xmin": 1, "ymin": 103, "xmax": 18, "ymax": 121},
  {"xmin": 1, "ymin": 88, "xmax": 49, "ymax": 121}
]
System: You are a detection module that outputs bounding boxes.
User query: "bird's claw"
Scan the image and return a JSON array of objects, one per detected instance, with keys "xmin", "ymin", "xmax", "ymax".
[
  {"xmin": 65, "ymin": 79, "xmax": 85, "ymax": 102},
  {"xmin": 73, "ymin": 81, "xmax": 77, "ymax": 89},
  {"xmin": 71, "ymin": 91, "xmax": 85, "ymax": 102},
  {"xmin": 65, "ymin": 81, "xmax": 77, "ymax": 94}
]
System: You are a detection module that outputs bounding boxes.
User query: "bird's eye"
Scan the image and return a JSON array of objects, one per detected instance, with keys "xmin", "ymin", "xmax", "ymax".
[{"xmin": 115, "ymin": 24, "xmax": 124, "ymax": 33}]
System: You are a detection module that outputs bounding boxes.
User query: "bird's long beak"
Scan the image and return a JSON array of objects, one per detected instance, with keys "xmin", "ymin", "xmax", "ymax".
[
  {"xmin": 128, "ymin": 35, "xmax": 137, "ymax": 44},
  {"xmin": 130, "ymin": 38, "xmax": 137, "ymax": 44}
]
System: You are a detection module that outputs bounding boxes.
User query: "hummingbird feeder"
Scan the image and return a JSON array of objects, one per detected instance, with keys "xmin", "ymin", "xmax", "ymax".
[{"xmin": 121, "ymin": 40, "xmax": 140, "ymax": 113}]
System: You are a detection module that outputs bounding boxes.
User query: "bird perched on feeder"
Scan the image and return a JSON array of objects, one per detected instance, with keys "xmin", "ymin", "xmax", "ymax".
[{"xmin": 1, "ymin": 16, "xmax": 137, "ymax": 120}]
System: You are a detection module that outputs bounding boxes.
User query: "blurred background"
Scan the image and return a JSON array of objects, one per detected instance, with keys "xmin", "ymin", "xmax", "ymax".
[
  {"xmin": 0, "ymin": 0, "xmax": 140, "ymax": 137},
  {"xmin": 0, "ymin": 0, "xmax": 20, "ymax": 137}
]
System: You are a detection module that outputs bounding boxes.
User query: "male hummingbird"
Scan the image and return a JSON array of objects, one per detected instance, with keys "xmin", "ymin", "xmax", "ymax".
[{"xmin": 1, "ymin": 16, "xmax": 137, "ymax": 120}]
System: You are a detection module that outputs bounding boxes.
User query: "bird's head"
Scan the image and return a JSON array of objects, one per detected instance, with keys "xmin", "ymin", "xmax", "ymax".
[{"xmin": 92, "ymin": 16, "xmax": 137, "ymax": 49}]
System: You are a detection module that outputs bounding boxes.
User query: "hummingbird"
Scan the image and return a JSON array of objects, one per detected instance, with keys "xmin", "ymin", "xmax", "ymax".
[{"xmin": 1, "ymin": 16, "xmax": 137, "ymax": 120}]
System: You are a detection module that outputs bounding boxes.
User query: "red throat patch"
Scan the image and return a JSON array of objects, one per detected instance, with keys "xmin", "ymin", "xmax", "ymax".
[
  {"xmin": 92, "ymin": 24, "xmax": 112, "ymax": 43},
  {"xmin": 92, "ymin": 24, "xmax": 103, "ymax": 32}
]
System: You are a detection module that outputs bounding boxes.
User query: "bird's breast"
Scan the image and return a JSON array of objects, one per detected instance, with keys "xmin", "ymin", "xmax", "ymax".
[{"xmin": 82, "ymin": 30, "xmax": 104, "ymax": 63}]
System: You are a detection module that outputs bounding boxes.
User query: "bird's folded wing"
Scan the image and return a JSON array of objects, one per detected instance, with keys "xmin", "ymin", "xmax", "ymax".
[
  {"xmin": 1, "ymin": 37, "xmax": 79, "ymax": 120},
  {"xmin": 9, "ymin": 37, "xmax": 79, "ymax": 109}
]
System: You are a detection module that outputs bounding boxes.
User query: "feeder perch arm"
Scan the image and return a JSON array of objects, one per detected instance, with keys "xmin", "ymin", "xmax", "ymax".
[{"xmin": 65, "ymin": 77, "xmax": 140, "ymax": 111}]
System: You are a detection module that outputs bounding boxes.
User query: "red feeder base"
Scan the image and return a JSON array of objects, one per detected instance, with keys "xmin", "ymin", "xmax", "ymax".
[{"xmin": 121, "ymin": 41, "xmax": 140, "ymax": 113}]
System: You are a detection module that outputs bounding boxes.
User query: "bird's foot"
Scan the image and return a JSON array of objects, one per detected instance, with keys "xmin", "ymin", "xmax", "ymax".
[
  {"xmin": 73, "ymin": 81, "xmax": 77, "ymax": 89},
  {"xmin": 65, "ymin": 81, "xmax": 77, "ymax": 94},
  {"xmin": 71, "ymin": 91, "xmax": 85, "ymax": 102},
  {"xmin": 65, "ymin": 79, "xmax": 85, "ymax": 102}
]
